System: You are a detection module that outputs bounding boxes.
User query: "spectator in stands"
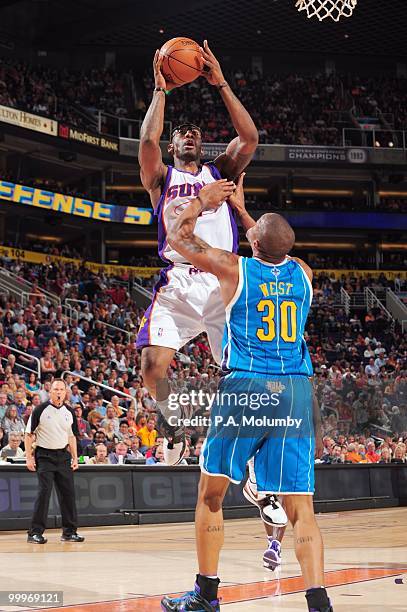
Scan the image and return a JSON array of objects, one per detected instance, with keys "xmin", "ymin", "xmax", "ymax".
[
  {"xmin": 84, "ymin": 430, "xmax": 107, "ymax": 457},
  {"xmin": 1, "ymin": 405, "xmax": 25, "ymax": 435},
  {"xmin": 22, "ymin": 403, "xmax": 33, "ymax": 425},
  {"xmin": 124, "ymin": 406, "xmax": 137, "ymax": 435},
  {"xmin": 12, "ymin": 315, "xmax": 27, "ymax": 336},
  {"xmin": 392, "ymin": 445, "xmax": 406, "ymax": 464},
  {"xmin": 101, "ymin": 406, "xmax": 120, "ymax": 433},
  {"xmin": 0, "ymin": 432, "xmax": 24, "ymax": 459},
  {"xmin": 38, "ymin": 380, "xmax": 52, "ymax": 403},
  {"xmin": 107, "ymin": 395, "xmax": 123, "ymax": 417},
  {"xmin": 116, "ymin": 420, "xmax": 130, "ymax": 441},
  {"xmin": 365, "ymin": 440, "xmax": 380, "ymax": 463},
  {"xmin": 74, "ymin": 405, "xmax": 91, "ymax": 443},
  {"xmin": 86, "ymin": 410, "xmax": 103, "ymax": 435},
  {"xmin": 138, "ymin": 417, "xmax": 157, "ymax": 454},
  {"xmin": 25, "ymin": 373, "xmax": 41, "ymax": 398},
  {"xmin": 135, "ymin": 413, "xmax": 147, "ymax": 432},
  {"xmin": 146, "ymin": 443, "xmax": 165, "ymax": 465},
  {"xmin": 88, "ymin": 444, "xmax": 109, "ymax": 465},
  {"xmin": 379, "ymin": 447, "xmax": 391, "ymax": 463},
  {"xmin": 0, "ymin": 426, "xmax": 5, "ymax": 450},
  {"xmin": 0, "ymin": 391, "xmax": 10, "ymax": 421},
  {"xmin": 128, "ymin": 436, "xmax": 144, "ymax": 459},
  {"xmin": 108, "ymin": 441, "xmax": 131, "ymax": 464},
  {"xmin": 40, "ymin": 350, "xmax": 56, "ymax": 378},
  {"xmin": 345, "ymin": 443, "xmax": 363, "ymax": 463},
  {"xmin": 13, "ymin": 389, "xmax": 27, "ymax": 418}
]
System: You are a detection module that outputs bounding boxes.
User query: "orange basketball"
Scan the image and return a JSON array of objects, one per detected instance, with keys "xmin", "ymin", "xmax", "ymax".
[{"xmin": 159, "ymin": 37, "xmax": 204, "ymax": 87}]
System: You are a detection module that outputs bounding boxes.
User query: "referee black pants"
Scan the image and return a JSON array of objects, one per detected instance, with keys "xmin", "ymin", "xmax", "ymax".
[{"xmin": 29, "ymin": 447, "xmax": 78, "ymax": 536}]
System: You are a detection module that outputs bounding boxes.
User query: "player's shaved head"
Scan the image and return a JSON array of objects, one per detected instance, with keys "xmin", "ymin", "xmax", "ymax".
[{"xmin": 248, "ymin": 213, "xmax": 295, "ymax": 261}]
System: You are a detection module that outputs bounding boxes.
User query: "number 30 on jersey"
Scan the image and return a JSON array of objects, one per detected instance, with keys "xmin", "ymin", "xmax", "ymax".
[{"xmin": 256, "ymin": 299, "xmax": 297, "ymax": 343}]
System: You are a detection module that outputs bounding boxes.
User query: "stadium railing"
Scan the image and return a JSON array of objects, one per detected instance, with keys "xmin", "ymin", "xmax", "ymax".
[
  {"xmin": 61, "ymin": 371, "xmax": 137, "ymax": 414},
  {"xmin": 385, "ymin": 288, "xmax": 407, "ymax": 327},
  {"xmin": 365, "ymin": 288, "xmax": 394, "ymax": 330},
  {"xmin": 0, "ymin": 267, "xmax": 60, "ymax": 307},
  {"xmin": 340, "ymin": 287, "xmax": 351, "ymax": 315},
  {"xmin": 97, "ymin": 110, "xmax": 172, "ymax": 141},
  {"xmin": 0, "ymin": 343, "xmax": 41, "ymax": 378},
  {"xmin": 63, "ymin": 298, "xmax": 133, "ymax": 342}
]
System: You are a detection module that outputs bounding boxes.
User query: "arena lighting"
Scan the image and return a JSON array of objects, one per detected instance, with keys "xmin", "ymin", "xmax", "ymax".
[
  {"xmin": 378, "ymin": 191, "xmax": 407, "ymax": 197},
  {"xmin": 25, "ymin": 233, "xmax": 62, "ymax": 243},
  {"xmin": 380, "ymin": 243, "xmax": 407, "ymax": 251},
  {"xmin": 295, "ymin": 242, "xmax": 357, "ymax": 249},
  {"xmin": 105, "ymin": 239, "xmax": 156, "ymax": 247},
  {"xmin": 106, "ymin": 185, "xmax": 145, "ymax": 192},
  {"xmin": 292, "ymin": 189, "xmax": 354, "ymax": 196}
]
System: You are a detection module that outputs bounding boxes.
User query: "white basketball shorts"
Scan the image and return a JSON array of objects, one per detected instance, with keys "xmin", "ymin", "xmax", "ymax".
[{"xmin": 136, "ymin": 263, "xmax": 225, "ymax": 365}]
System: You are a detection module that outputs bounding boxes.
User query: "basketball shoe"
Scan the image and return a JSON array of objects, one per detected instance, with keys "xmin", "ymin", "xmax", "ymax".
[
  {"xmin": 263, "ymin": 537, "xmax": 282, "ymax": 571},
  {"xmin": 161, "ymin": 581, "xmax": 220, "ymax": 611},
  {"xmin": 156, "ymin": 411, "xmax": 187, "ymax": 466},
  {"xmin": 243, "ymin": 479, "xmax": 288, "ymax": 527}
]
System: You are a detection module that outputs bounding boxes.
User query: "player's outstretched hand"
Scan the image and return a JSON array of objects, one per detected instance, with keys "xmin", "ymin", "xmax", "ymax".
[
  {"xmin": 198, "ymin": 179, "xmax": 235, "ymax": 210},
  {"xmin": 200, "ymin": 40, "xmax": 226, "ymax": 87},
  {"xmin": 227, "ymin": 172, "xmax": 246, "ymax": 215},
  {"xmin": 154, "ymin": 50, "xmax": 179, "ymax": 92}
]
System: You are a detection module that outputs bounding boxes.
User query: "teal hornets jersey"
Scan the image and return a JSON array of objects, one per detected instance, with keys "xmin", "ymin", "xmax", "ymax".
[{"xmin": 221, "ymin": 256, "xmax": 313, "ymax": 376}]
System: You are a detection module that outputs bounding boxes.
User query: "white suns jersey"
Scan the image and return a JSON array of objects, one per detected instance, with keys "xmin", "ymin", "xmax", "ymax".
[{"xmin": 156, "ymin": 163, "xmax": 239, "ymax": 264}]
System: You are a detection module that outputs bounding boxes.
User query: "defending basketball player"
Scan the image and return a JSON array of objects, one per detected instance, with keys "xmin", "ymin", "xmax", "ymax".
[
  {"xmin": 137, "ymin": 41, "xmax": 258, "ymax": 464},
  {"xmin": 161, "ymin": 176, "xmax": 333, "ymax": 612}
]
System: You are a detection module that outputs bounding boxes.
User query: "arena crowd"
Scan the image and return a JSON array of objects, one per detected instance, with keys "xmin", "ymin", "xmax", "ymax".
[
  {"xmin": 1, "ymin": 56, "xmax": 407, "ymax": 147},
  {"xmin": 0, "ymin": 253, "xmax": 405, "ymax": 466}
]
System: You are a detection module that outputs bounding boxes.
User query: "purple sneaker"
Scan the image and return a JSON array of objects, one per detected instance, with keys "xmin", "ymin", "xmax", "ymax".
[{"xmin": 263, "ymin": 538, "xmax": 282, "ymax": 571}]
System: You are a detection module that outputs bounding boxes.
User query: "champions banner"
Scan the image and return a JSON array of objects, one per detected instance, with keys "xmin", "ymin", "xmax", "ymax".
[
  {"xmin": 0, "ymin": 246, "xmax": 160, "ymax": 278},
  {"xmin": 0, "ymin": 104, "xmax": 58, "ymax": 136},
  {"xmin": 0, "ymin": 180, "xmax": 153, "ymax": 225}
]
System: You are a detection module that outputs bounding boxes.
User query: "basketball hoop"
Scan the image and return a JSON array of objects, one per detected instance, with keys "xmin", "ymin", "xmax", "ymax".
[{"xmin": 296, "ymin": 0, "xmax": 357, "ymax": 22}]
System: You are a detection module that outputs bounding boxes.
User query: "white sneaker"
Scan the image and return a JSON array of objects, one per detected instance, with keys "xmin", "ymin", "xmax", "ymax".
[
  {"xmin": 163, "ymin": 433, "xmax": 187, "ymax": 466},
  {"xmin": 243, "ymin": 480, "xmax": 288, "ymax": 527}
]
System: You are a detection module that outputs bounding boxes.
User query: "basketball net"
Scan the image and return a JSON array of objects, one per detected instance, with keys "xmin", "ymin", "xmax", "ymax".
[{"xmin": 296, "ymin": 0, "xmax": 357, "ymax": 22}]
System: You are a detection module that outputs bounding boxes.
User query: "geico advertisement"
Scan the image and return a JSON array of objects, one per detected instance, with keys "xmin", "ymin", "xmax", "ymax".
[
  {"xmin": 0, "ymin": 471, "xmax": 245, "ymax": 515},
  {"xmin": 0, "ymin": 180, "xmax": 153, "ymax": 225}
]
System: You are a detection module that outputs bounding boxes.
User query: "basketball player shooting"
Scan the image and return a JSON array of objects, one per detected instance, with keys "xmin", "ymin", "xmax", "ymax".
[
  {"xmin": 160, "ymin": 177, "xmax": 333, "ymax": 612},
  {"xmin": 137, "ymin": 41, "xmax": 258, "ymax": 464}
]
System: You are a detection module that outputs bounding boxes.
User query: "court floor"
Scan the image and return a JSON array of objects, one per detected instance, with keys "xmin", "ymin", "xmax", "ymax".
[{"xmin": 0, "ymin": 507, "xmax": 406, "ymax": 611}]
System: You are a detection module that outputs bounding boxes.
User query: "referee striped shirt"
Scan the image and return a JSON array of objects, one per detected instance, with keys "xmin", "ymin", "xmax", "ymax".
[{"xmin": 26, "ymin": 402, "xmax": 79, "ymax": 450}]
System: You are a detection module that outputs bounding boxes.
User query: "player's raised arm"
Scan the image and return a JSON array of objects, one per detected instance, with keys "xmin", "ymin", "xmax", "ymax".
[
  {"xmin": 227, "ymin": 172, "xmax": 256, "ymax": 233},
  {"xmin": 167, "ymin": 180, "xmax": 240, "ymax": 302},
  {"xmin": 200, "ymin": 40, "xmax": 258, "ymax": 179},
  {"xmin": 138, "ymin": 51, "xmax": 168, "ymax": 208}
]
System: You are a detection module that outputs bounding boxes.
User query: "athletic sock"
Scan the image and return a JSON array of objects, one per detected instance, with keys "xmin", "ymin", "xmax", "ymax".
[
  {"xmin": 196, "ymin": 574, "xmax": 220, "ymax": 602},
  {"xmin": 247, "ymin": 457, "xmax": 258, "ymax": 491},
  {"xmin": 157, "ymin": 397, "xmax": 182, "ymax": 422},
  {"xmin": 305, "ymin": 587, "xmax": 330, "ymax": 611}
]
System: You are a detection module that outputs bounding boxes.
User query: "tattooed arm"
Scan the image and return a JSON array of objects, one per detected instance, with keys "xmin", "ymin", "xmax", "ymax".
[{"xmin": 167, "ymin": 180, "xmax": 240, "ymax": 304}]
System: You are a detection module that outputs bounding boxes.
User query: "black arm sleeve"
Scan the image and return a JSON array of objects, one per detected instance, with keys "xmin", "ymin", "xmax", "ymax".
[
  {"xmin": 29, "ymin": 402, "xmax": 48, "ymax": 433},
  {"xmin": 68, "ymin": 407, "xmax": 80, "ymax": 437}
]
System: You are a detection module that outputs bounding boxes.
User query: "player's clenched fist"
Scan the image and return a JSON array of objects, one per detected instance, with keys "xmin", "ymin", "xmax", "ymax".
[{"xmin": 198, "ymin": 179, "xmax": 235, "ymax": 210}]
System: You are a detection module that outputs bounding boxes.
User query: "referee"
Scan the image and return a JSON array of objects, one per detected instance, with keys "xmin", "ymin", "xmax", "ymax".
[{"xmin": 25, "ymin": 379, "xmax": 84, "ymax": 544}]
